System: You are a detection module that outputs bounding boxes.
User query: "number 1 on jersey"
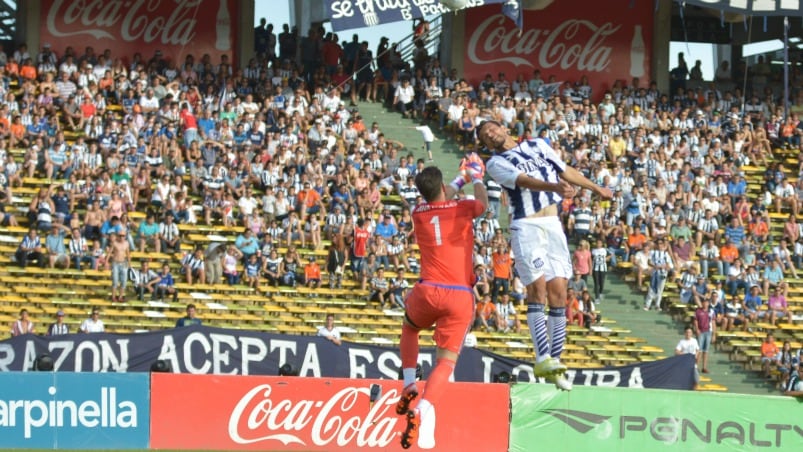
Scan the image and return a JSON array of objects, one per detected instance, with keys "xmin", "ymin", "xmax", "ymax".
[{"xmin": 430, "ymin": 215, "xmax": 442, "ymax": 246}]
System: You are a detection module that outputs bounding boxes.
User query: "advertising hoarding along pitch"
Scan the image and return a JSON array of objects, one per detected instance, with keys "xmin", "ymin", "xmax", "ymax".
[
  {"xmin": 0, "ymin": 372, "xmax": 150, "ymax": 450},
  {"xmin": 510, "ymin": 384, "xmax": 803, "ymax": 451},
  {"xmin": 150, "ymin": 373, "xmax": 510, "ymax": 451},
  {"xmin": 463, "ymin": 0, "xmax": 654, "ymax": 101},
  {"xmin": 39, "ymin": 0, "xmax": 238, "ymax": 66}
]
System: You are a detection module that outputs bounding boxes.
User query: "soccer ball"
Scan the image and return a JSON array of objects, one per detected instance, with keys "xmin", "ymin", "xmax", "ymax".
[{"xmin": 441, "ymin": 0, "xmax": 470, "ymax": 11}]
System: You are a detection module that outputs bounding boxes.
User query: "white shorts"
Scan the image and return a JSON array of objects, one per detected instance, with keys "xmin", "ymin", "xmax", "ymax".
[{"xmin": 510, "ymin": 215, "xmax": 571, "ymax": 286}]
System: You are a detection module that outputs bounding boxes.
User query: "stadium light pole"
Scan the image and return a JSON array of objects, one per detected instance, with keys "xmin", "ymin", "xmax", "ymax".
[{"xmin": 783, "ymin": 16, "xmax": 789, "ymax": 122}]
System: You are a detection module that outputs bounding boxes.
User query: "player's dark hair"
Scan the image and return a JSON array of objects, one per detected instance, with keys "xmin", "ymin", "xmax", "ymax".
[{"xmin": 415, "ymin": 166, "xmax": 443, "ymax": 202}]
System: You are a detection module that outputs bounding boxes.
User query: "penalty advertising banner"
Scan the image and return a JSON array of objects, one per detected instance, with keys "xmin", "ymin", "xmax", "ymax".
[
  {"xmin": 510, "ymin": 384, "xmax": 803, "ymax": 451},
  {"xmin": 150, "ymin": 373, "xmax": 510, "ymax": 451},
  {"xmin": 0, "ymin": 325, "xmax": 695, "ymax": 389}
]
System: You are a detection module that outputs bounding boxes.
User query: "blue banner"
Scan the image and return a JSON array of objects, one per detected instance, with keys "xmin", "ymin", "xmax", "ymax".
[
  {"xmin": 679, "ymin": 0, "xmax": 803, "ymax": 17},
  {"xmin": 0, "ymin": 326, "xmax": 695, "ymax": 389},
  {"xmin": 0, "ymin": 372, "xmax": 150, "ymax": 449},
  {"xmin": 327, "ymin": 0, "xmax": 505, "ymax": 31}
]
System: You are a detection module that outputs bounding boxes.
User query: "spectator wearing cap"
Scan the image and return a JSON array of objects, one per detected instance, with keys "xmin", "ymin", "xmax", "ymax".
[
  {"xmin": 304, "ymin": 257, "xmax": 322, "ymax": 289},
  {"xmin": 374, "ymin": 214, "xmax": 398, "ymax": 241},
  {"xmin": 48, "ymin": 310, "xmax": 69, "ymax": 336}
]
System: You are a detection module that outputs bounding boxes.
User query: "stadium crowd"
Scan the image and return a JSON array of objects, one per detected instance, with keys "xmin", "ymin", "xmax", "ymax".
[{"xmin": 3, "ymin": 21, "xmax": 803, "ymax": 388}]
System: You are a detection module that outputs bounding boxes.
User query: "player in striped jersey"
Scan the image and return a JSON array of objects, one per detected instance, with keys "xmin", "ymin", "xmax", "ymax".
[{"xmin": 480, "ymin": 120, "xmax": 611, "ymax": 391}]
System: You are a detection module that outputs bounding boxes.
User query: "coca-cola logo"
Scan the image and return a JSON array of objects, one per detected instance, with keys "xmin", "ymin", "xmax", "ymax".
[
  {"xmin": 467, "ymin": 14, "xmax": 620, "ymax": 72},
  {"xmin": 228, "ymin": 384, "xmax": 400, "ymax": 448},
  {"xmin": 45, "ymin": 0, "xmax": 201, "ymax": 45}
]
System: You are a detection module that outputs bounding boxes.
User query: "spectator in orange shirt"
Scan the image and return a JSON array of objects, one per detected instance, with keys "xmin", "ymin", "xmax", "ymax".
[
  {"xmin": 565, "ymin": 288, "xmax": 583, "ymax": 327},
  {"xmin": 304, "ymin": 256, "xmax": 321, "ymax": 289},
  {"xmin": 491, "ymin": 244, "xmax": 511, "ymax": 303},
  {"xmin": 8, "ymin": 115, "xmax": 26, "ymax": 148},
  {"xmin": 352, "ymin": 114, "xmax": 367, "ymax": 133},
  {"xmin": 297, "ymin": 180, "xmax": 324, "ymax": 218},
  {"xmin": 19, "ymin": 58, "xmax": 37, "ymax": 81},
  {"xmin": 5, "ymin": 58, "xmax": 19, "ymax": 79},
  {"xmin": 781, "ymin": 118, "xmax": 797, "ymax": 148},
  {"xmin": 627, "ymin": 227, "xmax": 648, "ymax": 253},
  {"xmin": 718, "ymin": 239, "xmax": 739, "ymax": 277},
  {"xmin": 80, "ymin": 94, "xmax": 97, "ymax": 121},
  {"xmin": 761, "ymin": 333, "xmax": 779, "ymax": 379},
  {"xmin": 748, "ymin": 214, "xmax": 770, "ymax": 243},
  {"xmin": 473, "ymin": 294, "xmax": 498, "ymax": 332}
]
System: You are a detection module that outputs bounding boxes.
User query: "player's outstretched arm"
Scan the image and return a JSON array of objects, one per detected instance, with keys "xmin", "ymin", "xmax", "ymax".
[
  {"xmin": 515, "ymin": 174, "xmax": 576, "ymax": 198},
  {"xmin": 559, "ymin": 166, "xmax": 613, "ymax": 200}
]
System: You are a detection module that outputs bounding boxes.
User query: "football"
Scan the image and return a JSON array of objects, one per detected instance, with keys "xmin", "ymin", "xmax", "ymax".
[{"xmin": 440, "ymin": 0, "xmax": 471, "ymax": 11}]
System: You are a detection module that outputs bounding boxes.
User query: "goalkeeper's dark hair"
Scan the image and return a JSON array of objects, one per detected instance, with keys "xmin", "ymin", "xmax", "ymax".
[{"xmin": 415, "ymin": 166, "xmax": 444, "ymax": 203}]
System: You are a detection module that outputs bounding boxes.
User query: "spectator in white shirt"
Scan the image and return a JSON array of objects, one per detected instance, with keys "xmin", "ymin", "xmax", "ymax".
[
  {"xmin": 317, "ymin": 314, "xmax": 342, "ymax": 345},
  {"xmin": 80, "ymin": 310, "xmax": 105, "ymax": 333}
]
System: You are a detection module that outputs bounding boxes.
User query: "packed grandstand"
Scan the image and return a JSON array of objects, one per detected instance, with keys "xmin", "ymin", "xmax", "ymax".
[{"xmin": 2, "ymin": 16, "xmax": 803, "ymax": 397}]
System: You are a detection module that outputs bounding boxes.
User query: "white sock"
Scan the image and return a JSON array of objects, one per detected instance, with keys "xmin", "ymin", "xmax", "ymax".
[
  {"xmin": 402, "ymin": 368, "xmax": 417, "ymax": 389},
  {"xmin": 417, "ymin": 401, "xmax": 436, "ymax": 449}
]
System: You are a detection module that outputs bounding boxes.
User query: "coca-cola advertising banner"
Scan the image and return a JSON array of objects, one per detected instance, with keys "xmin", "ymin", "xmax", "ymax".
[
  {"xmin": 0, "ymin": 325, "xmax": 695, "ymax": 389},
  {"xmin": 39, "ymin": 0, "xmax": 238, "ymax": 64},
  {"xmin": 464, "ymin": 1, "xmax": 654, "ymax": 100},
  {"xmin": 150, "ymin": 373, "xmax": 510, "ymax": 451}
]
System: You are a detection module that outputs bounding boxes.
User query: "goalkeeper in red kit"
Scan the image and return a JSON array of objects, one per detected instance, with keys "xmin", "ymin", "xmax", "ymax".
[{"xmin": 397, "ymin": 164, "xmax": 487, "ymax": 449}]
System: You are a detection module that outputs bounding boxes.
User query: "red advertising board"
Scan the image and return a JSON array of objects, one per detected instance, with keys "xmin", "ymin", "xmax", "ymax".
[
  {"xmin": 463, "ymin": 1, "xmax": 654, "ymax": 100},
  {"xmin": 39, "ymin": 0, "xmax": 238, "ymax": 65},
  {"xmin": 151, "ymin": 374, "xmax": 510, "ymax": 451}
]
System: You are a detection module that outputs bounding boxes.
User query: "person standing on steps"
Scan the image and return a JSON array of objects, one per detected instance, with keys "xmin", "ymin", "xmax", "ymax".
[
  {"xmin": 693, "ymin": 298, "xmax": 715, "ymax": 374},
  {"xmin": 480, "ymin": 119, "xmax": 612, "ymax": 392},
  {"xmin": 591, "ymin": 237, "xmax": 610, "ymax": 304},
  {"xmin": 675, "ymin": 326, "xmax": 701, "ymax": 386}
]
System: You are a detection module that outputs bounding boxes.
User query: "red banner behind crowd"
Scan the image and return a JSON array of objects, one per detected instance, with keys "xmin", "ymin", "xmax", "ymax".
[
  {"xmin": 463, "ymin": 1, "xmax": 654, "ymax": 100},
  {"xmin": 151, "ymin": 374, "xmax": 510, "ymax": 451},
  {"xmin": 39, "ymin": 0, "xmax": 238, "ymax": 65}
]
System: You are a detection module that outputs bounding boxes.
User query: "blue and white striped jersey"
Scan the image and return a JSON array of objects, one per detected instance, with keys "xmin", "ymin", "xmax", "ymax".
[{"xmin": 486, "ymin": 138, "xmax": 566, "ymax": 220}]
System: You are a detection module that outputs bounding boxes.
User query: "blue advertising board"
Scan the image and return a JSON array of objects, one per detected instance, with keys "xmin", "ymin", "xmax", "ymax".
[{"xmin": 0, "ymin": 372, "xmax": 150, "ymax": 449}]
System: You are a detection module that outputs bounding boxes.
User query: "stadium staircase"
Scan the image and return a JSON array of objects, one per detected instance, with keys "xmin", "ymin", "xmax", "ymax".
[{"xmin": 610, "ymin": 145, "xmax": 803, "ymax": 394}]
